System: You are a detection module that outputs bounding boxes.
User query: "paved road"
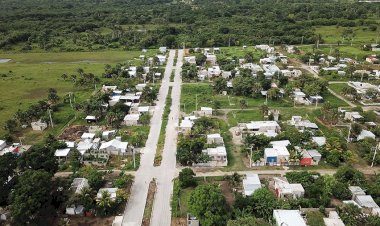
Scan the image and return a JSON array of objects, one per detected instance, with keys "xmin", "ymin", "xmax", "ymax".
[
  {"xmin": 150, "ymin": 49, "xmax": 183, "ymax": 226},
  {"xmin": 122, "ymin": 50, "xmax": 176, "ymax": 226}
]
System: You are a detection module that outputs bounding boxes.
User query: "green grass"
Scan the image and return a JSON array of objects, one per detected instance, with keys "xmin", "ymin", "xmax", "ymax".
[
  {"xmin": 217, "ymin": 46, "xmax": 265, "ymax": 61},
  {"xmin": 298, "ymin": 45, "xmax": 370, "ymax": 60},
  {"xmin": 314, "ymin": 25, "xmax": 379, "ymax": 45},
  {"xmin": 227, "ymin": 110, "xmax": 263, "ymax": 127},
  {"xmin": 0, "ymin": 50, "xmax": 155, "ymax": 139},
  {"xmin": 323, "ymin": 90, "xmax": 350, "ymax": 107},
  {"xmin": 154, "ymin": 87, "xmax": 172, "ymax": 166},
  {"xmin": 329, "ymin": 83, "xmax": 349, "ymax": 95},
  {"xmin": 181, "ymin": 83, "xmax": 293, "ymax": 113},
  {"xmin": 306, "ymin": 211, "xmax": 325, "ymax": 226}
]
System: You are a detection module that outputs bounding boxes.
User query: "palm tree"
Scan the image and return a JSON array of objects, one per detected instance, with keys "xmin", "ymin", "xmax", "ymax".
[
  {"xmin": 70, "ymin": 74, "xmax": 77, "ymax": 82},
  {"xmin": 97, "ymin": 191, "xmax": 113, "ymax": 216},
  {"xmin": 77, "ymin": 187, "xmax": 95, "ymax": 210},
  {"xmin": 260, "ymin": 105, "xmax": 269, "ymax": 116},
  {"xmin": 239, "ymin": 99, "xmax": 248, "ymax": 109}
]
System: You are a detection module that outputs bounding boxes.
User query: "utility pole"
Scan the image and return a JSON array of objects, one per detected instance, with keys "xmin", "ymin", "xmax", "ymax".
[
  {"xmin": 301, "ymin": 36, "xmax": 304, "ymax": 45},
  {"xmin": 250, "ymin": 146, "xmax": 253, "ymax": 168},
  {"xmin": 371, "ymin": 143, "xmax": 379, "ymax": 168},
  {"xmin": 265, "ymin": 93, "xmax": 268, "ymax": 105},
  {"xmin": 69, "ymin": 92, "xmax": 73, "ymax": 108},
  {"xmin": 48, "ymin": 109, "xmax": 54, "ymax": 128},
  {"xmin": 133, "ymin": 147, "xmax": 136, "ymax": 169},
  {"xmin": 347, "ymin": 123, "xmax": 352, "ymax": 143},
  {"xmin": 195, "ymin": 94, "xmax": 198, "ymax": 111}
]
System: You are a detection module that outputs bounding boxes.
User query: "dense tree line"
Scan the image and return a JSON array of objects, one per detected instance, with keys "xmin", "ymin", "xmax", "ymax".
[{"xmin": 1, "ymin": 0, "xmax": 379, "ymax": 51}]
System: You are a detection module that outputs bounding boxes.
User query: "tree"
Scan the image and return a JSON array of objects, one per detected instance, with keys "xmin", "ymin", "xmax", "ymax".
[
  {"xmin": 176, "ymin": 137, "xmax": 208, "ymax": 166},
  {"xmin": 78, "ymin": 166, "xmax": 105, "ymax": 190},
  {"xmin": 337, "ymin": 204, "xmax": 368, "ymax": 226},
  {"xmin": 18, "ymin": 145, "xmax": 58, "ymax": 175},
  {"xmin": 141, "ymin": 86, "xmax": 158, "ymax": 105},
  {"xmin": 251, "ymin": 188, "xmax": 278, "ymax": 220},
  {"xmin": 178, "ymin": 168, "xmax": 197, "ymax": 188},
  {"xmin": 61, "ymin": 73, "xmax": 68, "ymax": 80},
  {"xmin": 332, "ymin": 181, "xmax": 351, "ymax": 200},
  {"xmin": 47, "ymin": 88, "xmax": 60, "ymax": 104},
  {"xmin": 334, "ymin": 166, "xmax": 366, "ymax": 186},
  {"xmin": 96, "ymin": 190, "xmax": 114, "ymax": 216},
  {"xmin": 267, "ymin": 88, "xmax": 280, "ymax": 100},
  {"xmin": 227, "ymin": 216, "xmax": 270, "ymax": 226},
  {"xmin": 0, "ymin": 153, "xmax": 18, "ymax": 205},
  {"xmin": 139, "ymin": 114, "xmax": 151, "ymax": 126},
  {"xmin": 68, "ymin": 149, "xmax": 82, "ymax": 173},
  {"xmin": 71, "ymin": 187, "xmax": 96, "ymax": 210},
  {"xmin": 11, "ymin": 170, "xmax": 52, "ymax": 224},
  {"xmin": 195, "ymin": 53, "xmax": 207, "ymax": 66},
  {"xmin": 214, "ymin": 77, "xmax": 227, "ymax": 94},
  {"xmin": 239, "ymin": 99, "xmax": 248, "ymax": 109},
  {"xmin": 4, "ymin": 119, "xmax": 17, "ymax": 133},
  {"xmin": 188, "ymin": 184, "xmax": 229, "ymax": 226}
]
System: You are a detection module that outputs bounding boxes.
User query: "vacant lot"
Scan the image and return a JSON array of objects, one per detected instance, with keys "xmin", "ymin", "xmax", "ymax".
[
  {"xmin": 0, "ymin": 50, "xmax": 154, "ymax": 137},
  {"xmin": 314, "ymin": 25, "xmax": 379, "ymax": 45}
]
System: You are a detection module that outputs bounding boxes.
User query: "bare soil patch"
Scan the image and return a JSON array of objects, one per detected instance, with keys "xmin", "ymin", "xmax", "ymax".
[{"xmin": 58, "ymin": 125, "xmax": 87, "ymax": 141}]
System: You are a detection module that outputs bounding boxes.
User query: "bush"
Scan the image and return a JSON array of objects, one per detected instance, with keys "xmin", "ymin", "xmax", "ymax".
[{"xmin": 178, "ymin": 168, "xmax": 197, "ymax": 188}]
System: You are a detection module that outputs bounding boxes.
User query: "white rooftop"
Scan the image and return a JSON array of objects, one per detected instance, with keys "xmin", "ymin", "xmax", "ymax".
[
  {"xmin": 180, "ymin": 119, "xmax": 194, "ymax": 128},
  {"xmin": 123, "ymin": 114, "xmax": 140, "ymax": 121},
  {"xmin": 81, "ymin": 133, "xmax": 95, "ymax": 140},
  {"xmin": 99, "ymin": 139, "xmax": 129, "ymax": 153},
  {"xmin": 270, "ymin": 140, "xmax": 290, "ymax": 147},
  {"xmin": 273, "ymin": 210, "xmax": 307, "ymax": 226},
  {"xmin": 55, "ymin": 148, "xmax": 71, "ymax": 157},
  {"xmin": 312, "ymin": 137, "xmax": 326, "ymax": 146},
  {"xmin": 355, "ymin": 195, "xmax": 379, "ymax": 208}
]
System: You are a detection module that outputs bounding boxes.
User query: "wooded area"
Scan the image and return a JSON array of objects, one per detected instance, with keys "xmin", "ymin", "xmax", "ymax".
[{"xmin": 1, "ymin": 0, "xmax": 379, "ymax": 51}]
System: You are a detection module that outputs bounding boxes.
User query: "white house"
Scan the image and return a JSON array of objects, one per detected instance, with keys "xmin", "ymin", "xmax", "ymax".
[
  {"xmin": 97, "ymin": 188, "xmax": 118, "ymax": 201},
  {"xmin": 264, "ymin": 146, "xmax": 290, "ymax": 165},
  {"xmin": 136, "ymin": 83, "xmax": 147, "ymax": 91},
  {"xmin": 207, "ymin": 134, "xmax": 224, "ymax": 145},
  {"xmin": 344, "ymin": 112, "xmax": 363, "ymax": 122},
  {"xmin": 81, "ymin": 133, "xmax": 96, "ymax": 142},
  {"xmin": 357, "ymin": 130, "xmax": 376, "ymax": 141},
  {"xmin": 156, "ymin": 55, "xmax": 166, "ymax": 65},
  {"xmin": 207, "ymin": 66, "xmax": 221, "ymax": 77},
  {"xmin": 323, "ymin": 211, "xmax": 345, "ymax": 226},
  {"xmin": 31, "ymin": 120, "xmax": 48, "ymax": 131},
  {"xmin": 312, "ymin": 136, "xmax": 326, "ymax": 146},
  {"xmin": 99, "ymin": 138, "xmax": 130, "ymax": 155},
  {"xmin": 55, "ymin": 148, "xmax": 71, "ymax": 161},
  {"xmin": 273, "ymin": 209, "xmax": 307, "ymax": 226},
  {"xmin": 123, "ymin": 114, "xmax": 140, "ymax": 126},
  {"xmin": 184, "ymin": 56, "xmax": 196, "ymax": 64},
  {"xmin": 274, "ymin": 177, "xmax": 305, "ymax": 199},
  {"xmin": 199, "ymin": 107, "xmax": 213, "ymax": 116},
  {"xmin": 206, "ymin": 54, "xmax": 217, "ymax": 65},
  {"xmin": 202, "ymin": 146, "xmax": 227, "ymax": 167},
  {"xmin": 348, "ymin": 81, "xmax": 379, "ymax": 95},
  {"xmin": 243, "ymin": 174, "xmax": 261, "ymax": 196},
  {"xmin": 70, "ymin": 178, "xmax": 89, "ymax": 194},
  {"xmin": 293, "ymin": 91, "xmax": 307, "ymax": 104},
  {"xmin": 0, "ymin": 140, "xmax": 6, "ymax": 151},
  {"xmin": 244, "ymin": 121, "xmax": 281, "ymax": 137},
  {"xmin": 159, "ymin": 46, "xmax": 167, "ymax": 54},
  {"xmin": 179, "ymin": 119, "xmax": 194, "ymax": 134}
]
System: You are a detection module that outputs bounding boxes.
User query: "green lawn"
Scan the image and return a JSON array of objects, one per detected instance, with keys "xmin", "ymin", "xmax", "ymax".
[
  {"xmin": 217, "ymin": 46, "xmax": 265, "ymax": 61},
  {"xmin": 298, "ymin": 45, "xmax": 371, "ymax": 60},
  {"xmin": 0, "ymin": 50, "xmax": 154, "ymax": 138},
  {"xmin": 329, "ymin": 83, "xmax": 349, "ymax": 96},
  {"xmin": 314, "ymin": 25, "xmax": 379, "ymax": 45},
  {"xmin": 306, "ymin": 211, "xmax": 325, "ymax": 226}
]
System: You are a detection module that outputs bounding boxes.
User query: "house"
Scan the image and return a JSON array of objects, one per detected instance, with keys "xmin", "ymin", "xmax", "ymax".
[
  {"xmin": 207, "ymin": 66, "xmax": 221, "ymax": 77},
  {"xmin": 207, "ymin": 134, "xmax": 224, "ymax": 145},
  {"xmin": 286, "ymin": 45, "xmax": 296, "ymax": 54},
  {"xmin": 312, "ymin": 136, "xmax": 326, "ymax": 146},
  {"xmin": 102, "ymin": 85, "xmax": 117, "ymax": 92},
  {"xmin": 0, "ymin": 140, "xmax": 6, "ymax": 151},
  {"xmin": 85, "ymin": 115, "xmax": 97, "ymax": 123},
  {"xmin": 99, "ymin": 138, "xmax": 130, "ymax": 155},
  {"xmin": 55, "ymin": 148, "xmax": 71, "ymax": 161},
  {"xmin": 300, "ymin": 150, "xmax": 312, "ymax": 166},
  {"xmin": 159, "ymin": 46, "xmax": 167, "ymax": 54},
  {"xmin": 102, "ymin": 130, "xmax": 116, "ymax": 140},
  {"xmin": 97, "ymin": 188, "xmax": 118, "ymax": 201},
  {"xmin": 309, "ymin": 95, "xmax": 324, "ymax": 104},
  {"xmin": 242, "ymin": 63, "xmax": 263, "ymax": 73},
  {"xmin": 262, "ymin": 64, "xmax": 280, "ymax": 78},
  {"xmin": 199, "ymin": 107, "xmax": 213, "ymax": 116},
  {"xmin": 128, "ymin": 66, "xmax": 137, "ymax": 77},
  {"xmin": 281, "ymin": 69, "xmax": 302, "ymax": 78},
  {"xmin": 184, "ymin": 56, "xmax": 196, "ymax": 64},
  {"xmin": 289, "ymin": 116, "xmax": 318, "ymax": 131},
  {"xmin": 136, "ymin": 83, "xmax": 147, "ymax": 91},
  {"xmin": 179, "ymin": 119, "xmax": 194, "ymax": 134},
  {"xmin": 31, "ymin": 120, "xmax": 48, "ymax": 131},
  {"xmin": 323, "ymin": 211, "xmax": 345, "ymax": 226},
  {"xmin": 293, "ymin": 91, "xmax": 307, "ymax": 104},
  {"xmin": 349, "ymin": 186, "xmax": 366, "ymax": 199},
  {"xmin": 156, "ymin": 55, "xmax": 166, "ymax": 65},
  {"xmin": 77, "ymin": 140, "xmax": 95, "ymax": 155},
  {"xmin": 245, "ymin": 121, "xmax": 281, "ymax": 137},
  {"xmin": 202, "ymin": 146, "xmax": 227, "ymax": 167},
  {"xmin": 206, "ymin": 54, "xmax": 217, "ymax": 65},
  {"xmin": 264, "ymin": 146, "xmax": 290, "ymax": 165},
  {"xmin": 273, "ymin": 177, "xmax": 305, "ymax": 199},
  {"xmin": 81, "ymin": 133, "xmax": 96, "ymax": 142},
  {"xmin": 123, "ymin": 114, "xmax": 140, "ymax": 126},
  {"xmin": 112, "ymin": 216, "xmax": 124, "ymax": 226},
  {"xmin": 187, "ymin": 214, "xmax": 200, "ymax": 226},
  {"xmin": 273, "ymin": 209, "xmax": 307, "ymax": 226},
  {"xmin": 354, "ymin": 195, "xmax": 380, "ymax": 209},
  {"xmin": 66, "ymin": 205, "xmax": 84, "ymax": 216},
  {"xmin": 344, "ymin": 112, "xmax": 363, "ymax": 122},
  {"xmin": 366, "ymin": 55, "xmax": 379, "ymax": 64},
  {"xmin": 221, "ymin": 71, "xmax": 232, "ymax": 79},
  {"xmin": 70, "ymin": 178, "xmax": 89, "ymax": 194},
  {"xmin": 357, "ymin": 130, "xmax": 376, "ymax": 141},
  {"xmin": 306, "ymin": 149, "xmax": 322, "ymax": 165},
  {"xmin": 270, "ymin": 140, "xmax": 290, "ymax": 147},
  {"xmin": 348, "ymin": 81, "xmax": 379, "ymax": 95},
  {"xmin": 243, "ymin": 174, "xmax": 261, "ymax": 196}
]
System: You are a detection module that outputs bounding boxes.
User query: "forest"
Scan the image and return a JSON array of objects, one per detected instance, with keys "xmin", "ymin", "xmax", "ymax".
[{"xmin": 0, "ymin": 0, "xmax": 379, "ymax": 51}]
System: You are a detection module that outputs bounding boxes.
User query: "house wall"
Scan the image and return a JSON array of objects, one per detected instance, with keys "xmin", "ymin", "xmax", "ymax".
[{"xmin": 300, "ymin": 157, "xmax": 312, "ymax": 166}]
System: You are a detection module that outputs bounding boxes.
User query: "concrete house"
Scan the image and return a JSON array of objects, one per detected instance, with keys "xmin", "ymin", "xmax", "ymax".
[
  {"xmin": 97, "ymin": 188, "xmax": 118, "ymax": 201},
  {"xmin": 70, "ymin": 178, "xmax": 89, "ymax": 194},
  {"xmin": 264, "ymin": 146, "xmax": 290, "ymax": 165},
  {"xmin": 123, "ymin": 114, "xmax": 140, "ymax": 126},
  {"xmin": 207, "ymin": 134, "xmax": 224, "ymax": 145},
  {"xmin": 243, "ymin": 174, "xmax": 261, "ymax": 196},
  {"xmin": 207, "ymin": 66, "xmax": 221, "ymax": 77},
  {"xmin": 312, "ymin": 136, "xmax": 326, "ymax": 146},
  {"xmin": 293, "ymin": 91, "xmax": 306, "ymax": 104},
  {"xmin": 202, "ymin": 146, "xmax": 227, "ymax": 167},
  {"xmin": 159, "ymin": 46, "xmax": 167, "ymax": 54},
  {"xmin": 244, "ymin": 121, "xmax": 281, "ymax": 137},
  {"xmin": 184, "ymin": 56, "xmax": 196, "ymax": 64},
  {"xmin": 357, "ymin": 130, "xmax": 376, "ymax": 141},
  {"xmin": 344, "ymin": 112, "xmax": 363, "ymax": 122},
  {"xmin": 179, "ymin": 119, "xmax": 194, "ymax": 134},
  {"xmin": 98, "ymin": 138, "xmax": 130, "ymax": 155},
  {"xmin": 31, "ymin": 120, "xmax": 48, "ymax": 131},
  {"xmin": 273, "ymin": 209, "xmax": 307, "ymax": 226},
  {"xmin": 156, "ymin": 55, "xmax": 166, "ymax": 65},
  {"xmin": 323, "ymin": 211, "xmax": 345, "ymax": 226},
  {"xmin": 55, "ymin": 148, "xmax": 71, "ymax": 161},
  {"xmin": 85, "ymin": 115, "xmax": 97, "ymax": 123},
  {"xmin": 274, "ymin": 177, "xmax": 305, "ymax": 199},
  {"xmin": 206, "ymin": 54, "xmax": 217, "ymax": 65},
  {"xmin": 199, "ymin": 107, "xmax": 213, "ymax": 116}
]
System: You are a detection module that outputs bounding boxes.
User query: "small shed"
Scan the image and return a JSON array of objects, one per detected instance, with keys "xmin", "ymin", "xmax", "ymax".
[
  {"xmin": 123, "ymin": 114, "xmax": 140, "ymax": 126},
  {"xmin": 55, "ymin": 148, "xmax": 71, "ymax": 161},
  {"xmin": 243, "ymin": 174, "xmax": 261, "ymax": 196},
  {"xmin": 199, "ymin": 107, "xmax": 213, "ymax": 116},
  {"xmin": 31, "ymin": 120, "xmax": 48, "ymax": 131},
  {"xmin": 85, "ymin": 115, "xmax": 97, "ymax": 123},
  {"xmin": 300, "ymin": 150, "xmax": 312, "ymax": 166}
]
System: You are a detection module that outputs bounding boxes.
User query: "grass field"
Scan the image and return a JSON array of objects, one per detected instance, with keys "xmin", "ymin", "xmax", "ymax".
[
  {"xmin": 329, "ymin": 83, "xmax": 349, "ymax": 96},
  {"xmin": 217, "ymin": 46, "xmax": 265, "ymax": 61},
  {"xmin": 314, "ymin": 25, "xmax": 379, "ymax": 45},
  {"xmin": 0, "ymin": 50, "xmax": 155, "ymax": 138},
  {"xmin": 298, "ymin": 45, "xmax": 371, "ymax": 60}
]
